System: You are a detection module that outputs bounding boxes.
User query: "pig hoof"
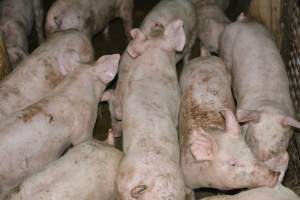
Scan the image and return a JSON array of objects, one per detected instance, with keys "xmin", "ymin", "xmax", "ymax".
[{"xmin": 130, "ymin": 185, "xmax": 148, "ymax": 198}]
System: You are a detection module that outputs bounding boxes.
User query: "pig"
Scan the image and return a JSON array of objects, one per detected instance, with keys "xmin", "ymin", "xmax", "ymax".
[
  {"xmin": 108, "ymin": 0, "xmax": 197, "ymax": 137},
  {"xmin": 179, "ymin": 53, "xmax": 279, "ymax": 199},
  {"xmin": 194, "ymin": 0, "xmax": 230, "ymax": 53},
  {"xmin": 200, "ymin": 184, "xmax": 300, "ymax": 200},
  {"xmin": 45, "ymin": 0, "xmax": 133, "ymax": 39},
  {"xmin": 3, "ymin": 138, "xmax": 123, "ymax": 200},
  {"xmin": 219, "ymin": 14, "xmax": 300, "ymax": 181},
  {"xmin": 0, "ymin": 30, "xmax": 94, "ymax": 121},
  {"xmin": 0, "ymin": 0, "xmax": 44, "ymax": 68},
  {"xmin": 116, "ymin": 20, "xmax": 186, "ymax": 199},
  {"xmin": 0, "ymin": 54, "xmax": 120, "ymax": 194},
  {"xmin": 0, "ymin": 32, "xmax": 11, "ymax": 80}
]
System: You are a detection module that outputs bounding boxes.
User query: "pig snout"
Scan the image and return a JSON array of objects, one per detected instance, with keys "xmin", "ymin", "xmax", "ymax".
[{"xmin": 253, "ymin": 164, "xmax": 280, "ymax": 187}]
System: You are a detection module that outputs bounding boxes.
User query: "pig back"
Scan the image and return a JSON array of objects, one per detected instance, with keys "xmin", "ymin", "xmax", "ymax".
[
  {"xmin": 5, "ymin": 140, "xmax": 123, "ymax": 200},
  {"xmin": 0, "ymin": 30, "xmax": 94, "ymax": 119},
  {"xmin": 179, "ymin": 56, "xmax": 234, "ymax": 147},
  {"xmin": 230, "ymin": 21, "xmax": 293, "ymax": 114}
]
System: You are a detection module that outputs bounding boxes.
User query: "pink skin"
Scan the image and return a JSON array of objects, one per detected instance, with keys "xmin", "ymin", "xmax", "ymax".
[
  {"xmin": 0, "ymin": 30, "xmax": 94, "ymax": 121},
  {"xmin": 194, "ymin": 0, "xmax": 230, "ymax": 53},
  {"xmin": 4, "ymin": 138, "xmax": 123, "ymax": 200},
  {"xmin": 200, "ymin": 184, "xmax": 300, "ymax": 200},
  {"xmin": 0, "ymin": 54, "xmax": 120, "ymax": 194},
  {"xmin": 219, "ymin": 14, "xmax": 300, "ymax": 180},
  {"xmin": 179, "ymin": 56, "xmax": 279, "ymax": 194},
  {"xmin": 45, "ymin": 0, "xmax": 133, "ymax": 39},
  {"xmin": 0, "ymin": 0, "xmax": 44, "ymax": 68},
  {"xmin": 108, "ymin": 0, "xmax": 196, "ymax": 137},
  {"xmin": 116, "ymin": 20, "xmax": 186, "ymax": 199}
]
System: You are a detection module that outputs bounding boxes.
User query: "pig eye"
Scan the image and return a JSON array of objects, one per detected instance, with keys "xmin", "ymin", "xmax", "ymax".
[{"xmin": 229, "ymin": 160, "xmax": 241, "ymax": 167}]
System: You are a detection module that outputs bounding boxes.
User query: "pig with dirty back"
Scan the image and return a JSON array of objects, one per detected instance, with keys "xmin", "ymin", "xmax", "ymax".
[
  {"xmin": 220, "ymin": 14, "xmax": 300, "ymax": 181},
  {"xmin": 108, "ymin": 0, "xmax": 197, "ymax": 137},
  {"xmin": 45, "ymin": 0, "xmax": 133, "ymax": 39},
  {"xmin": 194, "ymin": 0, "xmax": 230, "ymax": 53},
  {"xmin": 4, "ymin": 137, "xmax": 123, "ymax": 200},
  {"xmin": 116, "ymin": 20, "xmax": 186, "ymax": 199},
  {"xmin": 0, "ymin": 0, "xmax": 44, "ymax": 68},
  {"xmin": 200, "ymin": 184, "xmax": 300, "ymax": 200},
  {"xmin": 0, "ymin": 30, "xmax": 94, "ymax": 121},
  {"xmin": 0, "ymin": 54, "xmax": 120, "ymax": 194},
  {"xmin": 179, "ymin": 51, "xmax": 279, "ymax": 199}
]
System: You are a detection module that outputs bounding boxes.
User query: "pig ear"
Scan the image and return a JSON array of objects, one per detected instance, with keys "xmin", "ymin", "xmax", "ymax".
[
  {"xmin": 127, "ymin": 28, "xmax": 149, "ymax": 58},
  {"xmin": 190, "ymin": 129, "xmax": 217, "ymax": 161},
  {"xmin": 94, "ymin": 54, "xmax": 120, "ymax": 84},
  {"xmin": 236, "ymin": 109, "xmax": 261, "ymax": 123},
  {"xmin": 281, "ymin": 116, "xmax": 300, "ymax": 129},
  {"xmin": 220, "ymin": 109, "xmax": 241, "ymax": 137},
  {"xmin": 163, "ymin": 19, "xmax": 186, "ymax": 52},
  {"xmin": 58, "ymin": 49, "xmax": 80, "ymax": 75}
]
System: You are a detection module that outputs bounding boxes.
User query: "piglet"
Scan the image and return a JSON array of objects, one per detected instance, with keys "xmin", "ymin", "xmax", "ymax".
[
  {"xmin": 220, "ymin": 14, "xmax": 300, "ymax": 181},
  {"xmin": 45, "ymin": 0, "xmax": 133, "ymax": 39},
  {"xmin": 0, "ymin": 30, "xmax": 94, "ymax": 121},
  {"xmin": 0, "ymin": 0, "xmax": 44, "ymax": 67},
  {"xmin": 200, "ymin": 184, "xmax": 300, "ymax": 200},
  {"xmin": 116, "ymin": 20, "xmax": 186, "ymax": 199},
  {"xmin": 194, "ymin": 0, "xmax": 230, "ymax": 53},
  {"xmin": 0, "ymin": 54, "xmax": 120, "ymax": 194},
  {"xmin": 3, "ymin": 137, "xmax": 123, "ymax": 200},
  {"xmin": 179, "ymin": 53, "xmax": 279, "ymax": 198}
]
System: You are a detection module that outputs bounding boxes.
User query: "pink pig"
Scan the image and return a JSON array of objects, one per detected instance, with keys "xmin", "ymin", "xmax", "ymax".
[
  {"xmin": 0, "ymin": 54, "xmax": 120, "ymax": 194},
  {"xmin": 116, "ymin": 20, "xmax": 186, "ymax": 199},
  {"xmin": 220, "ymin": 14, "xmax": 300, "ymax": 181},
  {"xmin": 179, "ymin": 53, "xmax": 279, "ymax": 198}
]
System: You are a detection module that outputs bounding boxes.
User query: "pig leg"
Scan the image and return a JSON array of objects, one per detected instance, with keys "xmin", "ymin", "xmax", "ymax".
[
  {"xmin": 32, "ymin": 0, "xmax": 45, "ymax": 43},
  {"xmin": 264, "ymin": 152, "xmax": 289, "ymax": 183},
  {"xmin": 119, "ymin": 0, "xmax": 133, "ymax": 41}
]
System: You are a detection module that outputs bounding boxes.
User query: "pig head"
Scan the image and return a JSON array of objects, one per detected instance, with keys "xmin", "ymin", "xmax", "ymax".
[
  {"xmin": 237, "ymin": 108, "xmax": 300, "ymax": 181},
  {"xmin": 182, "ymin": 110, "xmax": 279, "ymax": 190}
]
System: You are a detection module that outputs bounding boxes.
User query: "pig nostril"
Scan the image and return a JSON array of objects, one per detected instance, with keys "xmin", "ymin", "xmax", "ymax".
[{"xmin": 130, "ymin": 185, "xmax": 148, "ymax": 199}]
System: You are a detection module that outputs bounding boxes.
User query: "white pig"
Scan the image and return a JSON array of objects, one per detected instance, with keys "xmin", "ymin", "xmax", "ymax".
[
  {"xmin": 108, "ymin": 0, "xmax": 197, "ymax": 137},
  {"xmin": 194, "ymin": 0, "xmax": 230, "ymax": 52},
  {"xmin": 179, "ymin": 54, "xmax": 279, "ymax": 198},
  {"xmin": 3, "ymin": 138, "xmax": 123, "ymax": 200},
  {"xmin": 0, "ymin": 0, "xmax": 44, "ymax": 68},
  {"xmin": 0, "ymin": 30, "xmax": 94, "ymax": 121},
  {"xmin": 116, "ymin": 20, "xmax": 186, "ymax": 199},
  {"xmin": 220, "ymin": 14, "xmax": 300, "ymax": 181},
  {"xmin": 45, "ymin": 0, "xmax": 133, "ymax": 39},
  {"xmin": 0, "ymin": 54, "xmax": 120, "ymax": 194},
  {"xmin": 200, "ymin": 184, "xmax": 300, "ymax": 200}
]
